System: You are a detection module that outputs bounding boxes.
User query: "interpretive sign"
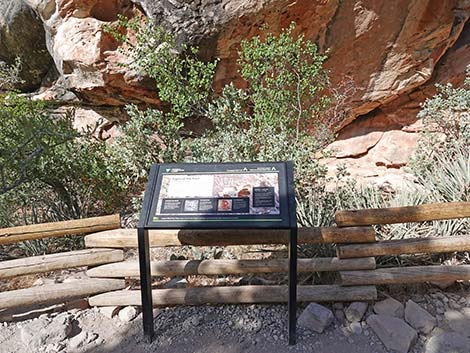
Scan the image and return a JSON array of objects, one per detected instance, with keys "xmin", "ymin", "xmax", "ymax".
[
  {"xmin": 143, "ymin": 162, "xmax": 290, "ymax": 228},
  {"xmin": 138, "ymin": 162, "xmax": 298, "ymax": 345}
]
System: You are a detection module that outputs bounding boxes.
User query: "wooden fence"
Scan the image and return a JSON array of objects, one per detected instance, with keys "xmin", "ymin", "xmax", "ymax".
[
  {"xmin": 0, "ymin": 200, "xmax": 469, "ymax": 318},
  {"xmin": 0, "ymin": 216, "xmax": 377, "ymax": 315},
  {"xmin": 0, "ymin": 215, "xmax": 125, "ymax": 314},
  {"xmin": 85, "ymin": 226, "xmax": 378, "ymax": 307},
  {"xmin": 336, "ymin": 201, "xmax": 470, "ymax": 286}
]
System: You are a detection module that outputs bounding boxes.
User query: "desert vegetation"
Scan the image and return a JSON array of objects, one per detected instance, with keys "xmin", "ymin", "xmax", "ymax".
[{"xmin": 0, "ymin": 19, "xmax": 468, "ymax": 263}]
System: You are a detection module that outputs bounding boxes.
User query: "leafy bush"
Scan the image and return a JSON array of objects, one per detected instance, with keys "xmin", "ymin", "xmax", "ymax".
[
  {"xmin": 192, "ymin": 25, "xmax": 332, "ymax": 195},
  {"xmin": 0, "ymin": 57, "xmax": 23, "ymax": 90},
  {"xmin": 0, "ymin": 93, "xmax": 77, "ymax": 195},
  {"xmin": 411, "ymin": 66, "xmax": 470, "ymax": 173},
  {"xmin": 0, "ymin": 61, "xmax": 127, "ymax": 253},
  {"xmin": 106, "ymin": 19, "xmax": 343, "ymax": 200},
  {"xmin": 109, "ymin": 104, "xmax": 186, "ymax": 188},
  {"xmin": 106, "ymin": 17, "xmax": 218, "ymax": 122}
]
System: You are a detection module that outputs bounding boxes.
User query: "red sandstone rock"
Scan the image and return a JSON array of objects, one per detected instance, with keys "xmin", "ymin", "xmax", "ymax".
[{"xmin": 15, "ymin": 0, "xmax": 470, "ymax": 181}]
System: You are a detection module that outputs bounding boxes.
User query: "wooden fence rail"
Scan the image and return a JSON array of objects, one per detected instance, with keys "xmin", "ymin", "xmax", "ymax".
[
  {"xmin": 86, "ymin": 257, "xmax": 376, "ymax": 278},
  {"xmin": 0, "ymin": 279, "xmax": 126, "ymax": 310},
  {"xmin": 0, "ymin": 215, "xmax": 121, "ymax": 245},
  {"xmin": 0, "ymin": 249, "xmax": 124, "ymax": 279},
  {"xmin": 84, "ymin": 226, "xmax": 376, "ymax": 248},
  {"xmin": 335, "ymin": 201, "xmax": 470, "ymax": 227},
  {"xmin": 340, "ymin": 265, "xmax": 470, "ymax": 285},
  {"xmin": 89, "ymin": 285, "xmax": 377, "ymax": 307},
  {"xmin": 337, "ymin": 235, "xmax": 470, "ymax": 259}
]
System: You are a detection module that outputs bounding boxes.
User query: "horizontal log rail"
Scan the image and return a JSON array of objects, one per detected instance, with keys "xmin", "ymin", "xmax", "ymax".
[
  {"xmin": 89, "ymin": 285, "xmax": 377, "ymax": 307},
  {"xmin": 84, "ymin": 226, "xmax": 376, "ymax": 248},
  {"xmin": 0, "ymin": 279, "xmax": 125, "ymax": 310},
  {"xmin": 0, "ymin": 249, "xmax": 124, "ymax": 279},
  {"xmin": 0, "ymin": 299, "xmax": 89, "ymax": 322},
  {"xmin": 86, "ymin": 257, "xmax": 376, "ymax": 278},
  {"xmin": 337, "ymin": 235, "xmax": 470, "ymax": 258},
  {"xmin": 335, "ymin": 201, "xmax": 470, "ymax": 227},
  {"xmin": 341, "ymin": 265, "xmax": 470, "ymax": 285},
  {"xmin": 0, "ymin": 214, "xmax": 121, "ymax": 245}
]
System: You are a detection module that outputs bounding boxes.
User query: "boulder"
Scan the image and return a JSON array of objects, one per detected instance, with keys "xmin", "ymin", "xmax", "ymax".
[
  {"xmin": 373, "ymin": 297, "xmax": 404, "ymax": 318},
  {"xmin": 425, "ymin": 332, "xmax": 470, "ymax": 353},
  {"xmin": 344, "ymin": 302, "xmax": 368, "ymax": 323},
  {"xmin": 298, "ymin": 303, "xmax": 334, "ymax": 333},
  {"xmin": 327, "ymin": 112, "xmax": 391, "ymax": 158},
  {"xmin": 444, "ymin": 308, "xmax": 470, "ymax": 336},
  {"xmin": 366, "ymin": 314, "xmax": 417, "ymax": 353},
  {"xmin": 0, "ymin": 1, "xmax": 53, "ymax": 91},
  {"xmin": 404, "ymin": 300, "xmax": 436, "ymax": 334},
  {"xmin": 368, "ymin": 130, "xmax": 420, "ymax": 168}
]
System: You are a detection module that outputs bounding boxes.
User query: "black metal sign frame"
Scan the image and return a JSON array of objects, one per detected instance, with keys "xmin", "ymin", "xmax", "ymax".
[{"xmin": 137, "ymin": 161, "xmax": 298, "ymax": 345}]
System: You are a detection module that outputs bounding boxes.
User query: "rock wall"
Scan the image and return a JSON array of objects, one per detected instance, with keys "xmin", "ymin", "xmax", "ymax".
[{"xmin": 1, "ymin": 0, "xmax": 469, "ymax": 186}]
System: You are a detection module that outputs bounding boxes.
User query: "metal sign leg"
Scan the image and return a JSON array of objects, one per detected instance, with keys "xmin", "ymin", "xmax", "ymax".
[
  {"xmin": 138, "ymin": 227, "xmax": 154, "ymax": 343},
  {"xmin": 288, "ymin": 226, "xmax": 298, "ymax": 345}
]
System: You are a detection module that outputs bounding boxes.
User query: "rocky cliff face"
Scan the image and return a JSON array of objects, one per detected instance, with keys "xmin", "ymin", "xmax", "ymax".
[{"xmin": 1, "ymin": 0, "xmax": 469, "ymax": 186}]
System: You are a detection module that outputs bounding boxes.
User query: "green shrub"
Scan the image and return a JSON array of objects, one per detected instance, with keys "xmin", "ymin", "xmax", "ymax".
[
  {"xmin": 109, "ymin": 104, "xmax": 186, "ymax": 188},
  {"xmin": 0, "ymin": 57, "xmax": 23, "ymax": 90},
  {"xmin": 106, "ymin": 17, "xmax": 218, "ymax": 122},
  {"xmin": 191, "ymin": 24, "xmax": 331, "ymax": 195},
  {"xmin": 106, "ymin": 19, "xmax": 339, "ymax": 200},
  {"xmin": 0, "ymin": 93, "xmax": 77, "ymax": 195},
  {"xmin": 411, "ymin": 66, "xmax": 470, "ymax": 173},
  {"xmin": 0, "ymin": 83, "xmax": 127, "ymax": 254}
]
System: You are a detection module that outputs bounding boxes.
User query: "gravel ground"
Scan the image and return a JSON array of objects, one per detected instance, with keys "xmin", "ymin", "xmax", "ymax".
[
  {"xmin": 1, "ymin": 282, "xmax": 469, "ymax": 353},
  {"xmin": 0, "ymin": 303, "xmax": 389, "ymax": 353}
]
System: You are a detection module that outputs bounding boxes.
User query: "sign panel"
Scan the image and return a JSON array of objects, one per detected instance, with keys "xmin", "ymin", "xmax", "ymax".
[{"xmin": 141, "ymin": 162, "xmax": 291, "ymax": 229}]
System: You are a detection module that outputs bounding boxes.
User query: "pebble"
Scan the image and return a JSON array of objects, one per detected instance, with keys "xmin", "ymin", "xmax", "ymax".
[
  {"xmin": 349, "ymin": 321, "xmax": 362, "ymax": 335},
  {"xmin": 99, "ymin": 306, "xmax": 120, "ymax": 319},
  {"xmin": 425, "ymin": 332, "xmax": 470, "ymax": 353},
  {"xmin": 118, "ymin": 306, "xmax": 139, "ymax": 322},
  {"xmin": 68, "ymin": 331, "xmax": 88, "ymax": 349}
]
